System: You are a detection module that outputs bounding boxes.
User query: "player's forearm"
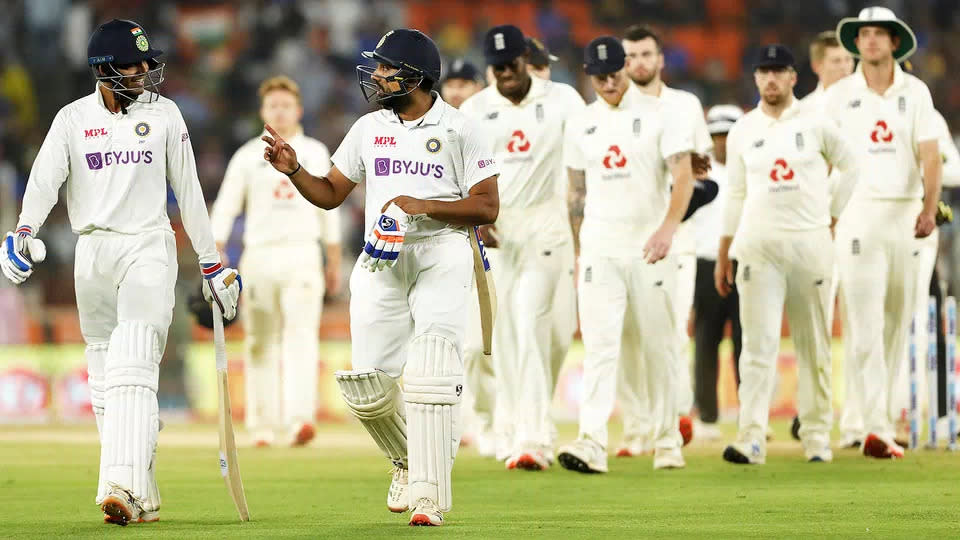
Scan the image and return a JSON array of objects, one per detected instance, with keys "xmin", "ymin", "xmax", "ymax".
[
  {"xmin": 717, "ymin": 236, "xmax": 734, "ymax": 262},
  {"xmin": 288, "ymin": 167, "xmax": 342, "ymax": 210},
  {"xmin": 423, "ymin": 194, "xmax": 498, "ymax": 226},
  {"xmin": 663, "ymin": 152, "xmax": 694, "ymax": 228},
  {"xmin": 18, "ymin": 183, "xmax": 60, "ymax": 232},
  {"xmin": 325, "ymin": 242, "xmax": 342, "ymax": 270},
  {"xmin": 921, "ymin": 151, "xmax": 943, "ymax": 215},
  {"xmin": 567, "ymin": 169, "xmax": 586, "ymax": 253}
]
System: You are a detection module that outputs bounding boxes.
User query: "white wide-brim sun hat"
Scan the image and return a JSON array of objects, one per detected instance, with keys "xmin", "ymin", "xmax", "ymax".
[{"xmin": 836, "ymin": 6, "xmax": 917, "ymax": 63}]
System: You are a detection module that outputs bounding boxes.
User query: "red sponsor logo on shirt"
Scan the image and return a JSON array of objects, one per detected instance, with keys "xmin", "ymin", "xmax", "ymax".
[
  {"xmin": 374, "ymin": 136, "xmax": 397, "ymax": 147},
  {"xmin": 84, "ymin": 128, "xmax": 109, "ymax": 139},
  {"xmin": 506, "ymin": 130, "xmax": 531, "ymax": 153},
  {"xmin": 870, "ymin": 120, "xmax": 894, "ymax": 143},
  {"xmin": 769, "ymin": 158, "xmax": 795, "ymax": 181},
  {"xmin": 274, "ymin": 178, "xmax": 296, "ymax": 200},
  {"xmin": 602, "ymin": 145, "xmax": 627, "ymax": 168}
]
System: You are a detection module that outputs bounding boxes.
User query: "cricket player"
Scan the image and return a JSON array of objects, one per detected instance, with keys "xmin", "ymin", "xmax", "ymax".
[
  {"xmin": 718, "ymin": 44, "xmax": 858, "ymax": 465},
  {"xmin": 1, "ymin": 19, "xmax": 242, "ymax": 524},
  {"xmin": 828, "ymin": 7, "xmax": 942, "ymax": 459},
  {"xmin": 556, "ymin": 36, "xmax": 696, "ymax": 473},
  {"xmin": 440, "ymin": 58, "xmax": 482, "ymax": 109},
  {"xmin": 616, "ymin": 25, "xmax": 713, "ymax": 455},
  {"xmin": 691, "ymin": 104, "xmax": 745, "ymax": 442},
  {"xmin": 459, "ymin": 25, "xmax": 585, "ymax": 470},
  {"xmin": 792, "ymin": 30, "xmax": 855, "ymax": 443},
  {"xmin": 209, "ymin": 76, "xmax": 342, "ymax": 448},
  {"xmin": 526, "ymin": 37, "xmax": 559, "ymax": 80},
  {"xmin": 261, "ymin": 29, "xmax": 499, "ymax": 526}
]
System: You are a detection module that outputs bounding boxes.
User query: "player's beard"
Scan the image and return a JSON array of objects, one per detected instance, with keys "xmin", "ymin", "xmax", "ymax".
[
  {"xmin": 380, "ymin": 91, "xmax": 414, "ymax": 112},
  {"xmin": 761, "ymin": 89, "xmax": 788, "ymax": 107},
  {"xmin": 629, "ymin": 69, "xmax": 657, "ymax": 87}
]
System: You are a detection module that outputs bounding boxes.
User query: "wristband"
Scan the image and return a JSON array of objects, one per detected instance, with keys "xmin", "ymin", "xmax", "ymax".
[{"xmin": 285, "ymin": 163, "xmax": 301, "ymax": 177}]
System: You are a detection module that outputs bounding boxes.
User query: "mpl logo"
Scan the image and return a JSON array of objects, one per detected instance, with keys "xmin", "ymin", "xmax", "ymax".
[
  {"xmin": 870, "ymin": 120, "xmax": 894, "ymax": 143},
  {"xmin": 373, "ymin": 157, "xmax": 445, "ymax": 179},
  {"xmin": 506, "ymin": 130, "xmax": 531, "ymax": 153},
  {"xmin": 84, "ymin": 127, "xmax": 109, "ymax": 139},
  {"xmin": 373, "ymin": 136, "xmax": 397, "ymax": 147},
  {"xmin": 769, "ymin": 158, "xmax": 794, "ymax": 181},
  {"xmin": 602, "ymin": 145, "xmax": 627, "ymax": 168}
]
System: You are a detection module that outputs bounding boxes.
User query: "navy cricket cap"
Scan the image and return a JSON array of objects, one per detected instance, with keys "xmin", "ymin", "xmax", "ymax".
[
  {"xmin": 483, "ymin": 25, "xmax": 527, "ymax": 65},
  {"xmin": 443, "ymin": 58, "xmax": 479, "ymax": 82},
  {"xmin": 526, "ymin": 37, "xmax": 558, "ymax": 67},
  {"xmin": 88, "ymin": 19, "xmax": 163, "ymax": 67},
  {"xmin": 583, "ymin": 36, "xmax": 625, "ymax": 75},
  {"xmin": 753, "ymin": 44, "xmax": 795, "ymax": 70},
  {"xmin": 362, "ymin": 29, "xmax": 442, "ymax": 82}
]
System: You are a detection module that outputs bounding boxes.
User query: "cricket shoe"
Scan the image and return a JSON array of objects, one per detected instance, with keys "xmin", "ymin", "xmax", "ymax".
[
  {"xmin": 558, "ymin": 439, "xmax": 608, "ymax": 474},
  {"xmin": 387, "ymin": 466, "xmax": 409, "ymax": 513},
  {"xmin": 723, "ymin": 440, "xmax": 765, "ymax": 465},
  {"xmin": 694, "ymin": 420, "xmax": 723, "ymax": 442},
  {"xmin": 505, "ymin": 447, "xmax": 550, "ymax": 471},
  {"xmin": 802, "ymin": 440, "xmax": 833, "ymax": 463},
  {"xmin": 862, "ymin": 433, "xmax": 905, "ymax": 459},
  {"xmin": 791, "ymin": 416, "xmax": 801, "ymax": 441},
  {"xmin": 679, "ymin": 416, "xmax": 694, "ymax": 446},
  {"xmin": 653, "ymin": 447, "xmax": 686, "ymax": 469},
  {"xmin": 291, "ymin": 423, "xmax": 316, "ymax": 447},
  {"xmin": 101, "ymin": 483, "xmax": 157, "ymax": 526},
  {"xmin": 409, "ymin": 497, "xmax": 443, "ymax": 526},
  {"xmin": 839, "ymin": 434, "xmax": 863, "ymax": 449}
]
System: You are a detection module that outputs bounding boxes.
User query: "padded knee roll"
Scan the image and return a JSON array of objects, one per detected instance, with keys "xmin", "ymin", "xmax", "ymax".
[{"xmin": 336, "ymin": 368, "xmax": 407, "ymax": 468}]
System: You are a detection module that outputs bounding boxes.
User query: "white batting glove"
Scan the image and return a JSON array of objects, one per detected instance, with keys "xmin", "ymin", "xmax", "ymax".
[
  {"xmin": 201, "ymin": 262, "xmax": 242, "ymax": 320},
  {"xmin": 359, "ymin": 203, "xmax": 409, "ymax": 272},
  {"xmin": 1, "ymin": 225, "xmax": 46, "ymax": 285}
]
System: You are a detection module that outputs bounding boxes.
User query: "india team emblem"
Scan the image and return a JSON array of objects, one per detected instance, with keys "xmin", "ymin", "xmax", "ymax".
[
  {"xmin": 135, "ymin": 122, "xmax": 151, "ymax": 137},
  {"xmin": 425, "ymin": 137, "xmax": 442, "ymax": 153},
  {"xmin": 135, "ymin": 35, "xmax": 149, "ymax": 52}
]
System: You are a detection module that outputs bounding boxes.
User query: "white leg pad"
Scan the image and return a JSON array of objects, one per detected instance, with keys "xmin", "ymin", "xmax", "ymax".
[
  {"xmin": 403, "ymin": 334, "xmax": 463, "ymax": 512},
  {"xmin": 336, "ymin": 368, "xmax": 407, "ymax": 468},
  {"xmin": 100, "ymin": 321, "xmax": 161, "ymax": 508}
]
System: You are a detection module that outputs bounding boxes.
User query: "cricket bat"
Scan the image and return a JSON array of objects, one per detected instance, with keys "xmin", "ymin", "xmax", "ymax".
[
  {"xmin": 213, "ymin": 294, "xmax": 250, "ymax": 521},
  {"xmin": 469, "ymin": 227, "xmax": 496, "ymax": 354}
]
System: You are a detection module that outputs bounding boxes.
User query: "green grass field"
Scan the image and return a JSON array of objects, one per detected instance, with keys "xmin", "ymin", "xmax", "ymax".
[{"xmin": 1, "ymin": 422, "xmax": 959, "ymax": 539}]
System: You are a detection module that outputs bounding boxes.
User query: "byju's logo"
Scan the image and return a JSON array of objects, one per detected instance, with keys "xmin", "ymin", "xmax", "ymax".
[
  {"xmin": 373, "ymin": 158, "xmax": 444, "ymax": 179},
  {"xmin": 85, "ymin": 150, "xmax": 154, "ymax": 170},
  {"xmin": 477, "ymin": 158, "xmax": 495, "ymax": 169}
]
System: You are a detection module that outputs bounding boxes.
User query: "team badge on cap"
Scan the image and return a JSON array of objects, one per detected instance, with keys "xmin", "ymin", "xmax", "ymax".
[
  {"xmin": 136, "ymin": 35, "xmax": 149, "ymax": 52},
  {"xmin": 135, "ymin": 122, "xmax": 150, "ymax": 137},
  {"xmin": 425, "ymin": 137, "xmax": 442, "ymax": 153}
]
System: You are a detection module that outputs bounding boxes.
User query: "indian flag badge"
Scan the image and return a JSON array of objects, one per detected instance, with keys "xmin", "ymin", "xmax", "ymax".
[{"xmin": 130, "ymin": 27, "xmax": 144, "ymax": 36}]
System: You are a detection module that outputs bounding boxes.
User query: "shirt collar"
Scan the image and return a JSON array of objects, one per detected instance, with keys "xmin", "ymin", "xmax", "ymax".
[
  {"xmin": 600, "ymin": 83, "xmax": 647, "ymax": 110},
  {"xmin": 852, "ymin": 62, "xmax": 906, "ymax": 96},
  {"xmin": 757, "ymin": 94, "xmax": 801, "ymax": 124},
  {"xmin": 491, "ymin": 74, "xmax": 547, "ymax": 107},
  {"xmin": 382, "ymin": 91, "xmax": 447, "ymax": 127}
]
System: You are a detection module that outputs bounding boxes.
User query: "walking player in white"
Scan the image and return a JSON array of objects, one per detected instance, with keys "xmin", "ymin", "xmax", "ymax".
[
  {"xmin": 616, "ymin": 25, "xmax": 713, "ymax": 454},
  {"xmin": 261, "ymin": 29, "xmax": 499, "ymax": 526},
  {"xmin": 827, "ymin": 7, "xmax": 942, "ymax": 459},
  {"xmin": 210, "ymin": 76, "xmax": 342, "ymax": 448},
  {"xmin": 556, "ymin": 37, "xmax": 696, "ymax": 473},
  {"xmin": 717, "ymin": 45, "xmax": 858, "ymax": 465},
  {"xmin": 0, "ymin": 19, "xmax": 242, "ymax": 525},
  {"xmin": 459, "ymin": 25, "xmax": 584, "ymax": 470}
]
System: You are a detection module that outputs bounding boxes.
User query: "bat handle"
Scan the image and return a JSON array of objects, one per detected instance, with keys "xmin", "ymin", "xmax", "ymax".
[{"xmin": 212, "ymin": 302, "xmax": 227, "ymax": 371}]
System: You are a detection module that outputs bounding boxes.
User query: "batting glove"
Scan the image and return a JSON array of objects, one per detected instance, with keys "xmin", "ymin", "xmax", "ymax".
[
  {"xmin": 201, "ymin": 262, "xmax": 242, "ymax": 320},
  {"xmin": 936, "ymin": 200, "xmax": 953, "ymax": 225},
  {"xmin": 1, "ymin": 225, "xmax": 46, "ymax": 285},
  {"xmin": 359, "ymin": 203, "xmax": 409, "ymax": 272}
]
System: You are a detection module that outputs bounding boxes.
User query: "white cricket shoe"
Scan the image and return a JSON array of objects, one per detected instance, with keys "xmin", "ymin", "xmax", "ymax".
[
  {"xmin": 558, "ymin": 439, "xmax": 608, "ymax": 474},
  {"xmin": 723, "ymin": 440, "xmax": 766, "ymax": 465},
  {"xmin": 615, "ymin": 436, "xmax": 652, "ymax": 457},
  {"xmin": 409, "ymin": 497, "xmax": 443, "ymax": 526},
  {"xmin": 695, "ymin": 420, "xmax": 723, "ymax": 442},
  {"xmin": 387, "ymin": 466, "xmax": 409, "ymax": 513},
  {"xmin": 101, "ymin": 483, "xmax": 156, "ymax": 526},
  {"xmin": 653, "ymin": 446, "xmax": 686, "ymax": 469},
  {"xmin": 474, "ymin": 430, "xmax": 497, "ymax": 458},
  {"xmin": 802, "ymin": 439, "xmax": 834, "ymax": 463},
  {"xmin": 505, "ymin": 446, "xmax": 550, "ymax": 471}
]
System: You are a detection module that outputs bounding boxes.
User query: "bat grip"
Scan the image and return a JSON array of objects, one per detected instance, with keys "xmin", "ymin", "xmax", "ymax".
[{"xmin": 213, "ymin": 302, "xmax": 227, "ymax": 371}]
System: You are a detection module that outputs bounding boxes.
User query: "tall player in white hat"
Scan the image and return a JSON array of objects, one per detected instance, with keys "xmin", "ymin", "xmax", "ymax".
[
  {"xmin": 459, "ymin": 25, "xmax": 585, "ymax": 470},
  {"xmin": 210, "ymin": 76, "xmax": 342, "ymax": 448},
  {"xmin": 827, "ymin": 6, "xmax": 942, "ymax": 459},
  {"xmin": 557, "ymin": 36, "xmax": 697, "ymax": 473},
  {"xmin": 718, "ymin": 44, "xmax": 858, "ymax": 465}
]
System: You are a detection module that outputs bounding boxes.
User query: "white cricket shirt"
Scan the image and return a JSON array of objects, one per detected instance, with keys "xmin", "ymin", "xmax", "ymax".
[
  {"xmin": 723, "ymin": 97, "xmax": 858, "ymax": 254},
  {"xmin": 459, "ymin": 75, "xmax": 584, "ymax": 245},
  {"xmin": 823, "ymin": 63, "xmax": 939, "ymax": 200},
  {"xmin": 210, "ymin": 130, "xmax": 341, "ymax": 249},
  {"xmin": 17, "ymin": 89, "xmax": 218, "ymax": 264},
  {"xmin": 331, "ymin": 92, "xmax": 499, "ymax": 240},
  {"xmin": 564, "ymin": 84, "xmax": 693, "ymax": 255}
]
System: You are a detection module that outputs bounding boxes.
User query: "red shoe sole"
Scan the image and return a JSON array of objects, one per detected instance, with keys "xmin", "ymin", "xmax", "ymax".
[
  {"xmin": 863, "ymin": 434, "xmax": 904, "ymax": 459},
  {"xmin": 513, "ymin": 454, "xmax": 546, "ymax": 471},
  {"xmin": 679, "ymin": 416, "xmax": 694, "ymax": 446},
  {"xmin": 293, "ymin": 424, "xmax": 316, "ymax": 447},
  {"xmin": 615, "ymin": 448, "xmax": 633, "ymax": 458},
  {"xmin": 410, "ymin": 514, "xmax": 437, "ymax": 526}
]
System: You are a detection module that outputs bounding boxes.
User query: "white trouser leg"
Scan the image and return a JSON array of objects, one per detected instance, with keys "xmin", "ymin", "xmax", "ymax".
[
  {"xmin": 487, "ymin": 248, "xmax": 517, "ymax": 458},
  {"xmin": 86, "ymin": 343, "xmax": 108, "ymax": 436},
  {"xmin": 462, "ymin": 276, "xmax": 496, "ymax": 438},
  {"xmin": 617, "ymin": 318, "xmax": 650, "ymax": 446},
  {"xmin": 673, "ymin": 254, "xmax": 697, "ymax": 415},
  {"xmin": 735, "ymin": 245, "xmax": 787, "ymax": 445},
  {"xmin": 239, "ymin": 275, "xmax": 281, "ymax": 439},
  {"xmin": 785, "ymin": 230, "xmax": 834, "ymax": 448},
  {"xmin": 281, "ymin": 274, "xmax": 323, "ymax": 429},
  {"xmin": 576, "ymin": 256, "xmax": 627, "ymax": 448},
  {"xmin": 547, "ymin": 242, "xmax": 576, "ymax": 449}
]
